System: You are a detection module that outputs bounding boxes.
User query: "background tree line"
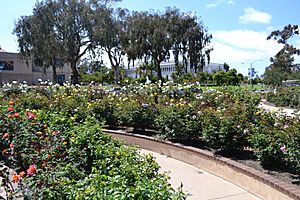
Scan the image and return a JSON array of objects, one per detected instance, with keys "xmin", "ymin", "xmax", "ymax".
[{"xmin": 14, "ymin": 0, "xmax": 212, "ymax": 85}]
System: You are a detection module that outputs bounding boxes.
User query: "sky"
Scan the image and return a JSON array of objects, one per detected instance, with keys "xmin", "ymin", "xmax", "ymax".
[{"xmin": 1, "ymin": 0, "xmax": 300, "ymax": 76}]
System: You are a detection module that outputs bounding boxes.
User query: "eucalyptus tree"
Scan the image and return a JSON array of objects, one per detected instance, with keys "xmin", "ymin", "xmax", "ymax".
[
  {"xmin": 267, "ymin": 24, "xmax": 300, "ymax": 56},
  {"xmin": 91, "ymin": 7, "xmax": 129, "ymax": 84},
  {"xmin": 165, "ymin": 8, "xmax": 193, "ymax": 73},
  {"xmin": 14, "ymin": 1, "xmax": 62, "ymax": 82},
  {"xmin": 14, "ymin": 0, "xmax": 116, "ymax": 84},
  {"xmin": 186, "ymin": 21, "xmax": 213, "ymax": 73},
  {"xmin": 165, "ymin": 9, "xmax": 213, "ymax": 74},
  {"xmin": 125, "ymin": 10, "xmax": 173, "ymax": 82}
]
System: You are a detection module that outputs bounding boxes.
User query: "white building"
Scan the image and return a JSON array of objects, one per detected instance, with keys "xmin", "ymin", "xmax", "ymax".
[{"xmin": 125, "ymin": 61, "xmax": 224, "ymax": 79}]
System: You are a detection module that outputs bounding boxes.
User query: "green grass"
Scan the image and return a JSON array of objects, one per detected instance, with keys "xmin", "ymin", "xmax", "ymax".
[{"xmin": 198, "ymin": 84, "xmax": 265, "ymax": 91}]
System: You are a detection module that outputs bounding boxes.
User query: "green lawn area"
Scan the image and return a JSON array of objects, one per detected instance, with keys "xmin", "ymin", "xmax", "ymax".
[{"xmin": 198, "ymin": 84, "xmax": 265, "ymax": 91}]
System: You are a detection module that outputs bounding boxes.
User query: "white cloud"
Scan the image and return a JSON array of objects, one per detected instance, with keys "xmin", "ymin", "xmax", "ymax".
[
  {"xmin": 210, "ymin": 29, "xmax": 283, "ymax": 75},
  {"xmin": 205, "ymin": 0, "xmax": 234, "ymax": 8},
  {"xmin": 239, "ymin": 7, "xmax": 272, "ymax": 24},
  {"xmin": 205, "ymin": 3, "xmax": 217, "ymax": 8},
  {"xmin": 227, "ymin": 0, "xmax": 234, "ymax": 5}
]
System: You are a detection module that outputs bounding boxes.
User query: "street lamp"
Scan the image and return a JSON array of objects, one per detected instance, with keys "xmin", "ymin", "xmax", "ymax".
[{"xmin": 242, "ymin": 59, "xmax": 262, "ymax": 88}]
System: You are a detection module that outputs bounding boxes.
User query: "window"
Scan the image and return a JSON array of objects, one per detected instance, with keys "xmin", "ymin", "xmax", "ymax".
[{"xmin": 0, "ymin": 60, "xmax": 14, "ymax": 70}]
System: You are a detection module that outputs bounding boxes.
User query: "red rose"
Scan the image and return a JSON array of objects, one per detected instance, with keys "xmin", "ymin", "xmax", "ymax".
[
  {"xmin": 3, "ymin": 133, "xmax": 9, "ymax": 139},
  {"xmin": 27, "ymin": 165, "xmax": 36, "ymax": 176},
  {"xmin": 14, "ymin": 113, "xmax": 20, "ymax": 118},
  {"xmin": 26, "ymin": 112, "xmax": 35, "ymax": 120}
]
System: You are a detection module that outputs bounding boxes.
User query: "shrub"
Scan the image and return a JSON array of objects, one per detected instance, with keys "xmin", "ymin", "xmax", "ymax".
[
  {"xmin": 266, "ymin": 86, "xmax": 300, "ymax": 109},
  {"xmin": 248, "ymin": 112, "xmax": 300, "ymax": 173},
  {"xmin": 0, "ymin": 100, "xmax": 185, "ymax": 199},
  {"xmin": 156, "ymin": 102, "xmax": 202, "ymax": 139},
  {"xmin": 116, "ymin": 100, "xmax": 157, "ymax": 130}
]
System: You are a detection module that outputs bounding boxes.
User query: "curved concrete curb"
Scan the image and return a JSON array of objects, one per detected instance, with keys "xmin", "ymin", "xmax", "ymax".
[{"xmin": 103, "ymin": 129, "xmax": 300, "ymax": 200}]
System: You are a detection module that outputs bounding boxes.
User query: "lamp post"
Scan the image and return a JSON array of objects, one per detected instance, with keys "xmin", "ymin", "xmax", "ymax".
[
  {"xmin": 0, "ymin": 70, "xmax": 2, "ymax": 87},
  {"xmin": 242, "ymin": 59, "xmax": 262, "ymax": 88}
]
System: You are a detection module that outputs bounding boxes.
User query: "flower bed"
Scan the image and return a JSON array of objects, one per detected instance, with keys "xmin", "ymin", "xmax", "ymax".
[
  {"xmin": 266, "ymin": 86, "xmax": 300, "ymax": 109},
  {"xmin": 1, "ymin": 82, "xmax": 300, "ymax": 198},
  {"xmin": 0, "ymin": 95, "xmax": 185, "ymax": 199}
]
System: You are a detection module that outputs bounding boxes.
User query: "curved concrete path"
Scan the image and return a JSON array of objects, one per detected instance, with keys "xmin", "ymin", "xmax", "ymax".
[
  {"xmin": 259, "ymin": 99, "xmax": 300, "ymax": 117},
  {"xmin": 140, "ymin": 149, "xmax": 261, "ymax": 200}
]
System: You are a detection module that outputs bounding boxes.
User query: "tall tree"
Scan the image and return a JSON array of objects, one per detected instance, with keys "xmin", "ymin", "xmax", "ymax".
[
  {"xmin": 263, "ymin": 51, "xmax": 295, "ymax": 86},
  {"xmin": 14, "ymin": 1, "xmax": 62, "ymax": 82},
  {"xmin": 125, "ymin": 10, "xmax": 173, "ymax": 83},
  {"xmin": 187, "ymin": 22, "xmax": 213, "ymax": 73},
  {"xmin": 267, "ymin": 24, "xmax": 300, "ymax": 56},
  {"xmin": 92, "ymin": 7, "xmax": 129, "ymax": 84},
  {"xmin": 14, "ymin": 0, "xmax": 114, "ymax": 84},
  {"xmin": 165, "ymin": 8, "xmax": 212, "ymax": 74},
  {"xmin": 265, "ymin": 24, "xmax": 300, "ymax": 85}
]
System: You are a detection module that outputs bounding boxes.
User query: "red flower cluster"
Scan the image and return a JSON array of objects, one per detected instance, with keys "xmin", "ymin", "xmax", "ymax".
[
  {"xmin": 26, "ymin": 111, "xmax": 35, "ymax": 120},
  {"xmin": 27, "ymin": 165, "xmax": 36, "ymax": 176},
  {"xmin": 8, "ymin": 107, "xmax": 13, "ymax": 112},
  {"xmin": 14, "ymin": 113, "xmax": 20, "ymax": 118}
]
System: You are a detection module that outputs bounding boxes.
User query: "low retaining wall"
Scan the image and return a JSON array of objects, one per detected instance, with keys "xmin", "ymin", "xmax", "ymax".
[{"xmin": 103, "ymin": 129, "xmax": 300, "ymax": 200}]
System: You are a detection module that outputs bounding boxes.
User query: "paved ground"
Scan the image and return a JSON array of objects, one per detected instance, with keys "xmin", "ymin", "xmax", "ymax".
[
  {"xmin": 259, "ymin": 99, "xmax": 300, "ymax": 117},
  {"xmin": 140, "ymin": 149, "xmax": 261, "ymax": 200}
]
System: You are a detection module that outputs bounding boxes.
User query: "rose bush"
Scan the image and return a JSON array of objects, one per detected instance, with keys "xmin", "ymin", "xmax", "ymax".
[
  {"xmin": 0, "ymin": 96, "xmax": 185, "ymax": 199},
  {"xmin": 1, "ymin": 82, "xmax": 299, "ymax": 196}
]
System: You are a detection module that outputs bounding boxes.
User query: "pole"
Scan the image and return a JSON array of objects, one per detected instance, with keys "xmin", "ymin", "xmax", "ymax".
[{"xmin": 250, "ymin": 63, "xmax": 253, "ymax": 88}]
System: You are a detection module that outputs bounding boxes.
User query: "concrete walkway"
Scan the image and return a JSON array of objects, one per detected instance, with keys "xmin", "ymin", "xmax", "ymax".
[
  {"xmin": 140, "ymin": 149, "xmax": 261, "ymax": 200},
  {"xmin": 259, "ymin": 99, "xmax": 300, "ymax": 117}
]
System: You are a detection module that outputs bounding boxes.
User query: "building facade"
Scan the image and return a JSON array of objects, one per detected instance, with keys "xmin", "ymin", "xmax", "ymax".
[
  {"xmin": 125, "ymin": 61, "xmax": 225, "ymax": 79},
  {"xmin": 0, "ymin": 50, "xmax": 72, "ymax": 85}
]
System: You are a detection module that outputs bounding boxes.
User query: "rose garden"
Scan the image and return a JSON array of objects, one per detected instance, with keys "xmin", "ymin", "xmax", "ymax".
[{"xmin": 0, "ymin": 82, "xmax": 299, "ymax": 199}]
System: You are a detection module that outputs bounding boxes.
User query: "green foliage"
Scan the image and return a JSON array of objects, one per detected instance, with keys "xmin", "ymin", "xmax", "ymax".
[
  {"xmin": 116, "ymin": 100, "xmax": 157, "ymax": 130},
  {"xmin": 156, "ymin": 103, "xmax": 202, "ymax": 139},
  {"xmin": 213, "ymin": 69, "xmax": 242, "ymax": 86},
  {"xmin": 248, "ymin": 112, "xmax": 300, "ymax": 173},
  {"xmin": 265, "ymin": 24, "xmax": 300, "ymax": 86},
  {"xmin": 2, "ymin": 82, "xmax": 300, "ymax": 196},
  {"xmin": 266, "ymin": 86, "xmax": 300, "ymax": 109},
  {"xmin": 200, "ymin": 90, "xmax": 260, "ymax": 151},
  {"xmin": 0, "ymin": 99, "xmax": 185, "ymax": 199}
]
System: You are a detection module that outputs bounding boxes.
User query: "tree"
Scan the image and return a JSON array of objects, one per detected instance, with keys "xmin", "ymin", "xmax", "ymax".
[
  {"xmin": 187, "ymin": 22, "xmax": 213, "ymax": 73},
  {"xmin": 213, "ymin": 71, "xmax": 228, "ymax": 86},
  {"xmin": 165, "ymin": 8, "xmax": 213, "ymax": 73},
  {"xmin": 196, "ymin": 72, "xmax": 212, "ymax": 84},
  {"xmin": 14, "ymin": 1, "xmax": 63, "ymax": 82},
  {"xmin": 14, "ymin": 0, "xmax": 115, "ymax": 84},
  {"xmin": 213, "ymin": 68, "xmax": 241, "ymax": 86},
  {"xmin": 125, "ymin": 10, "xmax": 173, "ymax": 83},
  {"xmin": 265, "ymin": 25, "xmax": 300, "ymax": 85},
  {"xmin": 223, "ymin": 62, "xmax": 230, "ymax": 72},
  {"xmin": 267, "ymin": 24, "xmax": 300, "ymax": 56},
  {"xmin": 263, "ymin": 52, "xmax": 295, "ymax": 86},
  {"xmin": 92, "ymin": 7, "xmax": 129, "ymax": 84}
]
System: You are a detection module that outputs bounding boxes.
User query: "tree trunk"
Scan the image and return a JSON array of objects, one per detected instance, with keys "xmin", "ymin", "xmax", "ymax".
[
  {"xmin": 52, "ymin": 66, "xmax": 57, "ymax": 83},
  {"xmin": 70, "ymin": 61, "xmax": 79, "ymax": 84},
  {"xmin": 113, "ymin": 65, "xmax": 120, "ymax": 85},
  {"xmin": 155, "ymin": 60, "xmax": 163, "ymax": 86},
  {"xmin": 174, "ymin": 49, "xmax": 179, "ymax": 67}
]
